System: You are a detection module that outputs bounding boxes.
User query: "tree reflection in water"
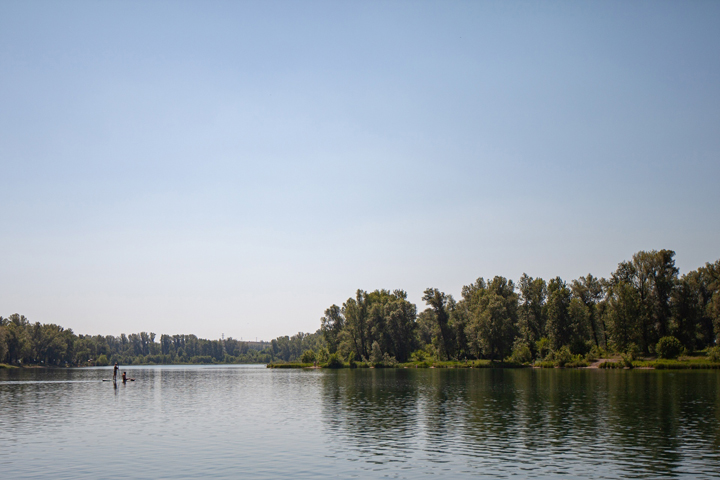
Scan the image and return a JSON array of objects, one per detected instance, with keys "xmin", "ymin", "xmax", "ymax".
[{"xmin": 321, "ymin": 369, "xmax": 720, "ymax": 479}]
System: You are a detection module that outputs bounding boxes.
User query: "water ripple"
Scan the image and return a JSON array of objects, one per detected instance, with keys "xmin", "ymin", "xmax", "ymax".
[{"xmin": 1, "ymin": 366, "xmax": 719, "ymax": 479}]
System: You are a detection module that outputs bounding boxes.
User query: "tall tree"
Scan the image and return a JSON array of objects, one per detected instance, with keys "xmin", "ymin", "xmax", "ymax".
[
  {"xmin": 605, "ymin": 281, "xmax": 641, "ymax": 352},
  {"xmin": 320, "ymin": 304, "xmax": 344, "ymax": 354},
  {"xmin": 610, "ymin": 250, "xmax": 679, "ymax": 352},
  {"xmin": 384, "ymin": 291, "xmax": 417, "ymax": 362},
  {"xmin": 517, "ymin": 274, "xmax": 547, "ymax": 353},
  {"xmin": 571, "ymin": 274, "xmax": 605, "ymax": 348},
  {"xmin": 343, "ymin": 290, "xmax": 370, "ymax": 359},
  {"xmin": 422, "ymin": 288, "xmax": 455, "ymax": 360},
  {"xmin": 544, "ymin": 277, "xmax": 572, "ymax": 351},
  {"xmin": 465, "ymin": 276, "xmax": 518, "ymax": 361}
]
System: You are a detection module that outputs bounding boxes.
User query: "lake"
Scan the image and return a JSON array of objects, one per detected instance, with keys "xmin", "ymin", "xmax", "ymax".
[{"xmin": 1, "ymin": 365, "xmax": 719, "ymax": 479}]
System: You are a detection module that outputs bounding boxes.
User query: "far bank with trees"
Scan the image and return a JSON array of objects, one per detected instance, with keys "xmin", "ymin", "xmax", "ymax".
[{"xmin": 2, "ymin": 249, "xmax": 720, "ymax": 370}]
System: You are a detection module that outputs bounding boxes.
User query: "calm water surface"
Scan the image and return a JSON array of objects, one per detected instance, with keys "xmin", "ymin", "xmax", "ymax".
[{"xmin": 1, "ymin": 366, "xmax": 719, "ymax": 479}]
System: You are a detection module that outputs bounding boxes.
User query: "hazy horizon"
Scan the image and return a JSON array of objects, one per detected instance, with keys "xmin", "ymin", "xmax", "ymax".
[{"xmin": 2, "ymin": 1, "xmax": 719, "ymax": 340}]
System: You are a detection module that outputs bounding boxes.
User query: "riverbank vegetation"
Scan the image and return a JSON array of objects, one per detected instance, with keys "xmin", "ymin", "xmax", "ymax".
[
  {"xmin": 2, "ymin": 250, "xmax": 720, "ymax": 370},
  {"xmin": 0, "ymin": 315, "xmax": 324, "ymax": 367},
  {"xmin": 277, "ymin": 249, "xmax": 720, "ymax": 369}
]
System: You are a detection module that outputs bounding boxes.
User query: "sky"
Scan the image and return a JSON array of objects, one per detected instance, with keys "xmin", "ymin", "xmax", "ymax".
[{"xmin": 1, "ymin": 1, "xmax": 719, "ymax": 340}]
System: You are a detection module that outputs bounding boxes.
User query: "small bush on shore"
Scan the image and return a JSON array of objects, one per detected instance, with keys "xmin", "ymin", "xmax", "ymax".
[
  {"xmin": 300, "ymin": 350, "xmax": 316, "ymax": 364},
  {"xmin": 325, "ymin": 353, "xmax": 343, "ymax": 369},
  {"xmin": 553, "ymin": 346, "xmax": 573, "ymax": 367},
  {"xmin": 565, "ymin": 355, "xmax": 589, "ymax": 368},
  {"xmin": 707, "ymin": 346, "xmax": 720, "ymax": 363},
  {"xmin": 656, "ymin": 336, "xmax": 683, "ymax": 359},
  {"xmin": 510, "ymin": 343, "xmax": 532, "ymax": 364}
]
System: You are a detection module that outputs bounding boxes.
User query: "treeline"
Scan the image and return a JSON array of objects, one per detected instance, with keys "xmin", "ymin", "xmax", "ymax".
[
  {"xmin": 0, "ymin": 315, "xmax": 323, "ymax": 366},
  {"xmin": 319, "ymin": 250, "xmax": 720, "ymax": 364},
  {"xmin": 3, "ymin": 249, "xmax": 718, "ymax": 367}
]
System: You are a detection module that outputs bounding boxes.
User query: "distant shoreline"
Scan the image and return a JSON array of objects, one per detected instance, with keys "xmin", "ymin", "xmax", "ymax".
[{"xmin": 267, "ymin": 356, "xmax": 720, "ymax": 370}]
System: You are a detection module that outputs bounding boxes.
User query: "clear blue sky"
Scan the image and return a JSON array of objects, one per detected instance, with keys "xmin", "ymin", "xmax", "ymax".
[{"xmin": 1, "ymin": 1, "xmax": 719, "ymax": 340}]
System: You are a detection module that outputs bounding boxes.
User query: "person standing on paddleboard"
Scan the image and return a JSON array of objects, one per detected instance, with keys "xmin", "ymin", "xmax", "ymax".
[{"xmin": 113, "ymin": 363, "xmax": 119, "ymax": 382}]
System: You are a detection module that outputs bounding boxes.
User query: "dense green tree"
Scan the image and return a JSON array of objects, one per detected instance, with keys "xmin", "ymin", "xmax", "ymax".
[
  {"xmin": 383, "ymin": 291, "xmax": 417, "ymax": 362},
  {"xmin": 571, "ymin": 274, "xmax": 605, "ymax": 348},
  {"xmin": 422, "ymin": 288, "xmax": 455, "ymax": 360},
  {"xmin": 544, "ymin": 277, "xmax": 572, "ymax": 351},
  {"xmin": 342, "ymin": 290, "xmax": 371, "ymax": 359},
  {"xmin": 320, "ymin": 304, "xmax": 344, "ymax": 354},
  {"xmin": 611, "ymin": 250, "xmax": 679, "ymax": 352},
  {"xmin": 415, "ymin": 309, "xmax": 436, "ymax": 347},
  {"xmin": 605, "ymin": 281, "xmax": 642, "ymax": 353},
  {"xmin": 4, "ymin": 315, "xmax": 31, "ymax": 364},
  {"xmin": 567, "ymin": 298, "xmax": 591, "ymax": 354},
  {"xmin": 517, "ymin": 274, "xmax": 546, "ymax": 355},
  {"xmin": 465, "ymin": 277, "xmax": 518, "ymax": 361}
]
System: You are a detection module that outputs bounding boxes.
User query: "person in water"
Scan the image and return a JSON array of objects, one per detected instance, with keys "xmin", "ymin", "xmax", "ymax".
[
  {"xmin": 113, "ymin": 363, "xmax": 119, "ymax": 382},
  {"xmin": 122, "ymin": 371, "xmax": 127, "ymax": 383}
]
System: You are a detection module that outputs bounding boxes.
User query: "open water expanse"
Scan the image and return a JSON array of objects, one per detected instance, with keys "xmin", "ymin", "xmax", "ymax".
[{"xmin": 1, "ymin": 365, "xmax": 720, "ymax": 479}]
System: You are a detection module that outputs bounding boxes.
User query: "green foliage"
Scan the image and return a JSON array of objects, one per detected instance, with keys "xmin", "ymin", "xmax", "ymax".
[
  {"xmin": 565, "ymin": 355, "xmax": 589, "ymax": 368},
  {"xmin": 517, "ymin": 275, "xmax": 547, "ymax": 353},
  {"xmin": 95, "ymin": 354, "xmax": 109, "ymax": 366},
  {"xmin": 621, "ymin": 353, "xmax": 634, "ymax": 368},
  {"xmin": 369, "ymin": 340, "xmax": 383, "ymax": 366},
  {"xmin": 316, "ymin": 347, "xmax": 329, "ymax": 364},
  {"xmin": 380, "ymin": 353, "xmax": 398, "ymax": 368},
  {"xmin": 347, "ymin": 352, "xmax": 357, "ymax": 368},
  {"xmin": 509, "ymin": 342, "xmax": 532, "ymax": 364},
  {"xmin": 410, "ymin": 349, "xmax": 427, "ymax": 362},
  {"xmin": 552, "ymin": 346, "xmax": 573, "ymax": 367},
  {"xmin": 535, "ymin": 337, "xmax": 551, "ymax": 360},
  {"xmin": 545, "ymin": 278, "xmax": 573, "ymax": 350},
  {"xmin": 300, "ymin": 350, "xmax": 316, "ymax": 364},
  {"xmin": 707, "ymin": 346, "xmax": 720, "ymax": 363},
  {"xmin": 464, "ymin": 277, "xmax": 518, "ymax": 361},
  {"xmin": 320, "ymin": 305, "xmax": 344, "ymax": 354},
  {"xmin": 656, "ymin": 336, "xmax": 683, "ymax": 359},
  {"xmin": 422, "ymin": 288, "xmax": 455, "ymax": 360},
  {"xmin": 2, "ymin": 250, "xmax": 720, "ymax": 370},
  {"xmin": 325, "ymin": 353, "xmax": 343, "ymax": 368}
]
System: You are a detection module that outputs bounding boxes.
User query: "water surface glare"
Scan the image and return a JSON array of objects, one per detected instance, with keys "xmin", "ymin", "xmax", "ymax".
[{"xmin": 1, "ymin": 366, "xmax": 719, "ymax": 479}]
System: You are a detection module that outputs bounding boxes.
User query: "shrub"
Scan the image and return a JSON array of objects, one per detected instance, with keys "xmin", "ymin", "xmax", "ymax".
[
  {"xmin": 585, "ymin": 346, "xmax": 599, "ymax": 363},
  {"xmin": 621, "ymin": 353, "xmax": 634, "ymax": 368},
  {"xmin": 510, "ymin": 344, "xmax": 532, "ymax": 364},
  {"xmin": 410, "ymin": 350, "xmax": 426, "ymax": 362},
  {"xmin": 565, "ymin": 355, "xmax": 589, "ymax": 368},
  {"xmin": 656, "ymin": 336, "xmax": 683, "ymax": 360},
  {"xmin": 347, "ymin": 352, "xmax": 357, "ymax": 368},
  {"xmin": 316, "ymin": 347, "xmax": 329, "ymax": 364},
  {"xmin": 381, "ymin": 353, "xmax": 398, "ymax": 368},
  {"xmin": 300, "ymin": 350, "xmax": 316, "ymax": 364},
  {"xmin": 369, "ymin": 341, "xmax": 383, "ymax": 367},
  {"xmin": 553, "ymin": 346, "xmax": 573, "ymax": 367},
  {"xmin": 535, "ymin": 337, "xmax": 551, "ymax": 360},
  {"xmin": 325, "ymin": 353, "xmax": 343, "ymax": 369},
  {"xmin": 708, "ymin": 346, "xmax": 720, "ymax": 363},
  {"xmin": 95, "ymin": 354, "xmax": 109, "ymax": 366}
]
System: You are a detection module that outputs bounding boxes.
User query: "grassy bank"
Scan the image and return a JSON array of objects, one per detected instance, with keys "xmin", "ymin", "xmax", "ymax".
[
  {"xmin": 600, "ymin": 358, "xmax": 720, "ymax": 369},
  {"xmin": 267, "ymin": 360, "xmax": 527, "ymax": 369},
  {"xmin": 0, "ymin": 363, "xmax": 19, "ymax": 369},
  {"xmin": 269, "ymin": 355, "xmax": 720, "ymax": 370}
]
